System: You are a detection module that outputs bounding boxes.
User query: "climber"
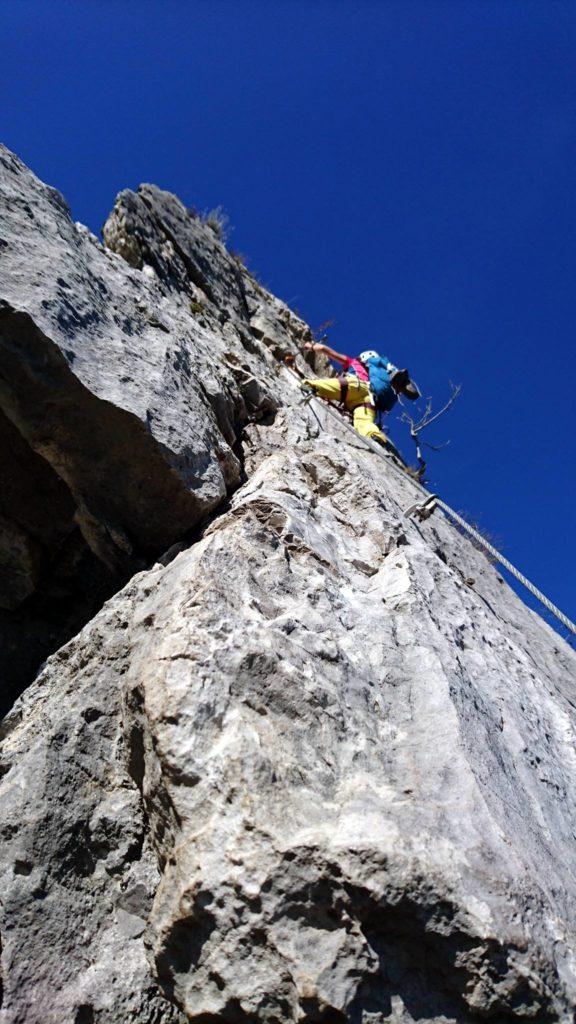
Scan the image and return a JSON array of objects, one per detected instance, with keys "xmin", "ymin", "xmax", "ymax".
[{"xmin": 300, "ymin": 342, "xmax": 419, "ymax": 448}]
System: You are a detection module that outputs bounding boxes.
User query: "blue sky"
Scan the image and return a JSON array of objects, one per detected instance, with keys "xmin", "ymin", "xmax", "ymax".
[{"xmin": 1, "ymin": 0, "xmax": 575, "ymax": 634}]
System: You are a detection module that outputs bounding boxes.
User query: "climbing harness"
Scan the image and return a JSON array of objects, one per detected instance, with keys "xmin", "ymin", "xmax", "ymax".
[
  {"xmin": 284, "ymin": 359, "xmax": 576, "ymax": 638},
  {"xmin": 337, "ymin": 376, "xmax": 349, "ymax": 409}
]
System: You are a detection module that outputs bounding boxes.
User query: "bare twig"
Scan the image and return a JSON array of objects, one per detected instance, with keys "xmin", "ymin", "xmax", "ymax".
[
  {"xmin": 313, "ymin": 318, "xmax": 337, "ymax": 342},
  {"xmin": 403, "ymin": 382, "xmax": 461, "ymax": 433},
  {"xmin": 422, "ymin": 440, "xmax": 450, "ymax": 452},
  {"xmin": 400, "ymin": 382, "xmax": 461, "ymax": 479}
]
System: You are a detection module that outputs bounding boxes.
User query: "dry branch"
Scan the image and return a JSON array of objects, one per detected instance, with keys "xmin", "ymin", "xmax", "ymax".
[{"xmin": 400, "ymin": 382, "xmax": 462, "ymax": 479}]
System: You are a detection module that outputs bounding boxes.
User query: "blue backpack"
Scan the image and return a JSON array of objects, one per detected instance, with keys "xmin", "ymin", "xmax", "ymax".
[{"xmin": 362, "ymin": 354, "xmax": 398, "ymax": 415}]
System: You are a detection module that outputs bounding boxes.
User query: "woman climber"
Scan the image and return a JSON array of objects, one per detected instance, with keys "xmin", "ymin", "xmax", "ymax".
[{"xmin": 300, "ymin": 341, "xmax": 419, "ymax": 448}]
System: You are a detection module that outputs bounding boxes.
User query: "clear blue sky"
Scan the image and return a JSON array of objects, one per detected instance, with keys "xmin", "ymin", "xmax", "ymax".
[{"xmin": 1, "ymin": 1, "xmax": 575, "ymax": 635}]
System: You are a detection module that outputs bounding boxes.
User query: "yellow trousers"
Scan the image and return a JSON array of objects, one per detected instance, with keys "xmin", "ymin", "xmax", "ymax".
[{"xmin": 303, "ymin": 375, "xmax": 387, "ymax": 443}]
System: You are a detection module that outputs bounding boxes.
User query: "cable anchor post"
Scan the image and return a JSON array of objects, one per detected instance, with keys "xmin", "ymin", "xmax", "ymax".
[{"xmin": 404, "ymin": 493, "xmax": 438, "ymax": 522}]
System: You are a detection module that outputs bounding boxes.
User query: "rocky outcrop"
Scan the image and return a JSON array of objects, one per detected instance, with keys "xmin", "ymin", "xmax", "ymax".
[
  {"xmin": 0, "ymin": 146, "xmax": 315, "ymax": 714},
  {"xmin": 1, "ymin": 149, "xmax": 576, "ymax": 1024}
]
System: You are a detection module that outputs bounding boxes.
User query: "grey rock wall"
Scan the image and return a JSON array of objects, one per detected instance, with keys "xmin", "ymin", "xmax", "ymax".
[
  {"xmin": 0, "ymin": 146, "xmax": 313, "ymax": 713},
  {"xmin": 1, "ymin": 148, "xmax": 575, "ymax": 1024}
]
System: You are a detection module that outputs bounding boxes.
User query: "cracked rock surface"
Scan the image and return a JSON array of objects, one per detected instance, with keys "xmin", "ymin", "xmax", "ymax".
[
  {"xmin": 0, "ymin": 145, "xmax": 313, "ymax": 714},
  {"xmin": 1, "ymin": 149, "xmax": 576, "ymax": 1024}
]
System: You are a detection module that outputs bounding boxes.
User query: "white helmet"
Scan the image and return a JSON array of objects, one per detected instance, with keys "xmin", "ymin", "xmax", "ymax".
[{"xmin": 359, "ymin": 349, "xmax": 378, "ymax": 362}]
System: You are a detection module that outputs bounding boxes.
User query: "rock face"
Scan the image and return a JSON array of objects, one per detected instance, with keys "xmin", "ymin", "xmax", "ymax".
[
  {"xmin": 1, "ymin": 149, "xmax": 576, "ymax": 1024},
  {"xmin": 0, "ymin": 146, "xmax": 313, "ymax": 714}
]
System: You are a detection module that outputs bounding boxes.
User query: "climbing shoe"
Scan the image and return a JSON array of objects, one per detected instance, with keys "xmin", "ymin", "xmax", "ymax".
[
  {"xmin": 403, "ymin": 465, "xmax": 424, "ymax": 480},
  {"xmin": 369, "ymin": 434, "xmax": 399, "ymax": 458},
  {"xmin": 369, "ymin": 434, "xmax": 420, "ymax": 476}
]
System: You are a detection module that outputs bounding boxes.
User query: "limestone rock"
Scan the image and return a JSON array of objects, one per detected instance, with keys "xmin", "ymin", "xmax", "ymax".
[
  {"xmin": 1, "ymin": 149, "xmax": 575, "ymax": 1024},
  {"xmin": 2, "ymin": 396, "xmax": 576, "ymax": 1023},
  {"xmin": 0, "ymin": 146, "xmax": 310, "ymax": 713}
]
